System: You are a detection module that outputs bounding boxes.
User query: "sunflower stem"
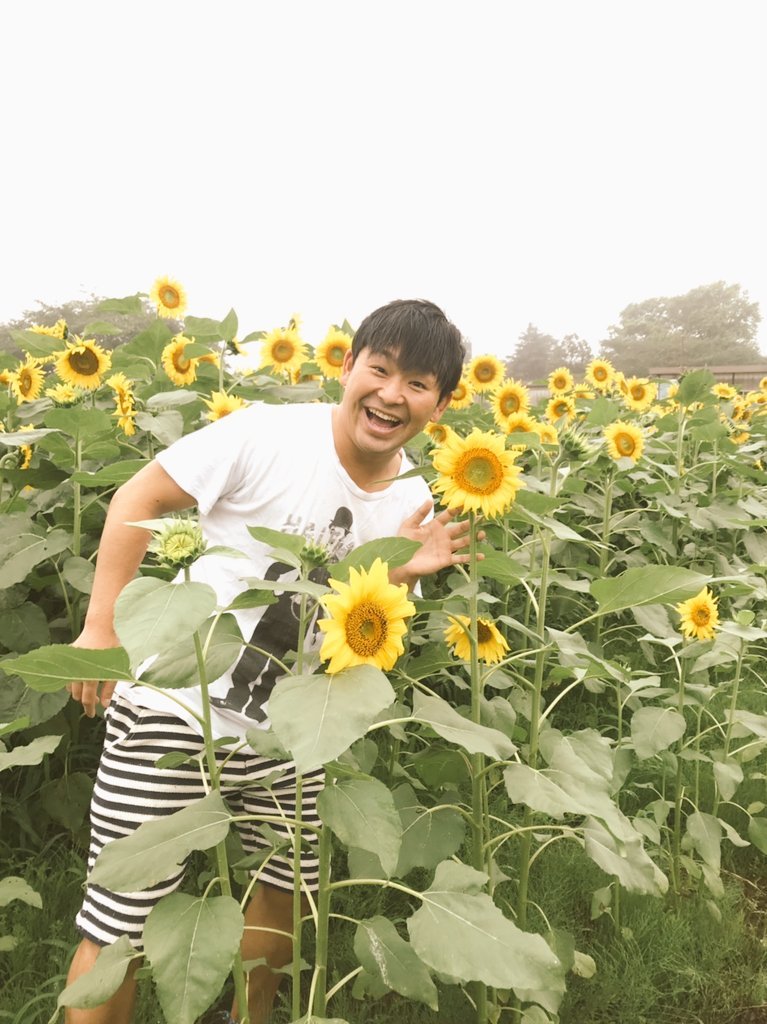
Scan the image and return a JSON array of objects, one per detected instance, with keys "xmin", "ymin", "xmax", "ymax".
[
  {"xmin": 712, "ymin": 641, "xmax": 745, "ymax": 818},
  {"xmin": 516, "ymin": 527, "xmax": 551, "ymax": 933},
  {"xmin": 670, "ymin": 652, "xmax": 689, "ymax": 898},
  {"xmin": 467, "ymin": 512, "xmax": 488, "ymax": 1024},
  {"xmin": 292, "ymin": 592, "xmax": 310, "ymax": 1020},
  {"xmin": 187, "ymin": 566, "xmax": 250, "ymax": 1020},
  {"xmin": 594, "ymin": 466, "xmax": 615, "ymax": 647}
]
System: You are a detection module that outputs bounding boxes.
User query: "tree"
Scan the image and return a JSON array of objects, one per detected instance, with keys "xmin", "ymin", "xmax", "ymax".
[
  {"xmin": 599, "ymin": 281, "xmax": 762, "ymax": 377},
  {"xmin": 0, "ymin": 294, "xmax": 181, "ymax": 360},
  {"xmin": 506, "ymin": 325, "xmax": 593, "ymax": 384}
]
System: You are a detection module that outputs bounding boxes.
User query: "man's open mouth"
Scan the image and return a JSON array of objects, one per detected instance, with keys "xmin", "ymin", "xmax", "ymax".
[{"xmin": 365, "ymin": 408, "xmax": 402, "ymax": 430}]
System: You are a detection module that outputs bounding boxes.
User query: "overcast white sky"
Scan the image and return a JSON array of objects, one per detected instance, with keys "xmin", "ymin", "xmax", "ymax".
[{"xmin": 2, "ymin": 1, "xmax": 765, "ymax": 360}]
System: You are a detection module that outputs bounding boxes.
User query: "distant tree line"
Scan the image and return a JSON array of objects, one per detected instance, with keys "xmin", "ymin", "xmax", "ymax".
[{"xmin": 504, "ymin": 281, "xmax": 763, "ymax": 382}]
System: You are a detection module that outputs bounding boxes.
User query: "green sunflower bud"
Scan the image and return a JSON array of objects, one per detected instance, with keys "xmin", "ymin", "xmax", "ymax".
[
  {"xmin": 150, "ymin": 518, "xmax": 207, "ymax": 569},
  {"xmin": 301, "ymin": 540, "xmax": 330, "ymax": 571}
]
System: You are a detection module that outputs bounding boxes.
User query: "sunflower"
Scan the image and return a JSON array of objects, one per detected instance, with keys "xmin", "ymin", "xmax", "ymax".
[
  {"xmin": 53, "ymin": 338, "xmax": 111, "ymax": 390},
  {"xmin": 9, "ymin": 356, "xmax": 45, "ymax": 403},
  {"xmin": 444, "ymin": 614, "xmax": 509, "ymax": 665},
  {"xmin": 31, "ymin": 318, "xmax": 68, "ymax": 340},
  {"xmin": 585, "ymin": 358, "xmax": 615, "ymax": 393},
  {"xmin": 106, "ymin": 372, "xmax": 135, "ymax": 413},
  {"xmin": 491, "ymin": 379, "xmax": 530, "ymax": 427},
  {"xmin": 431, "ymin": 427, "xmax": 525, "ymax": 518},
  {"xmin": 676, "ymin": 587, "xmax": 719, "ymax": 642},
  {"xmin": 545, "ymin": 396, "xmax": 576, "ymax": 424},
  {"xmin": 623, "ymin": 377, "xmax": 657, "ymax": 413},
  {"xmin": 604, "ymin": 420, "xmax": 644, "ymax": 462},
  {"xmin": 202, "ymin": 390, "xmax": 246, "ymax": 421},
  {"xmin": 503, "ymin": 411, "xmax": 538, "ymax": 442},
  {"xmin": 45, "ymin": 382, "xmax": 81, "ymax": 405},
  {"xmin": 260, "ymin": 326, "xmax": 308, "ymax": 375},
  {"xmin": 732, "ymin": 400, "xmax": 751, "ymax": 423},
  {"xmin": 0, "ymin": 369, "xmax": 12, "ymax": 386},
  {"xmin": 533, "ymin": 421, "xmax": 559, "ymax": 446},
  {"xmin": 730, "ymin": 429, "xmax": 750, "ymax": 445},
  {"xmin": 161, "ymin": 334, "xmax": 200, "ymax": 386},
  {"xmin": 318, "ymin": 557, "xmax": 416, "ymax": 674},
  {"xmin": 467, "ymin": 354, "xmax": 505, "ymax": 393},
  {"xmin": 712, "ymin": 382, "xmax": 737, "ymax": 400},
  {"xmin": 150, "ymin": 276, "xmax": 188, "ymax": 319},
  {"xmin": 547, "ymin": 366, "xmax": 574, "ymax": 395},
  {"xmin": 572, "ymin": 385, "xmax": 595, "ymax": 401},
  {"xmin": 449, "ymin": 374, "xmax": 475, "ymax": 410},
  {"xmin": 315, "ymin": 327, "xmax": 352, "ymax": 379},
  {"xmin": 424, "ymin": 421, "xmax": 457, "ymax": 446}
]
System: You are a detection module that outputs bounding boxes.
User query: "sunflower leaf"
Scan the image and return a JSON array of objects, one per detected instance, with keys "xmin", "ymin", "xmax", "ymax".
[
  {"xmin": 330, "ymin": 538, "xmax": 421, "ymax": 580},
  {"xmin": 590, "ymin": 566, "xmax": 710, "ymax": 616}
]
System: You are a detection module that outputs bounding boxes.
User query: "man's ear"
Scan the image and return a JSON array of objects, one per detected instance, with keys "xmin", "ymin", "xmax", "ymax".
[
  {"xmin": 430, "ymin": 395, "xmax": 451, "ymax": 422},
  {"xmin": 339, "ymin": 348, "xmax": 355, "ymax": 386}
]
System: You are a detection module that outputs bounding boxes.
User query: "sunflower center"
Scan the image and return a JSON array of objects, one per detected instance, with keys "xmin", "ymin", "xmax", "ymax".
[
  {"xmin": 161, "ymin": 286, "xmax": 181, "ymax": 309},
  {"xmin": 19, "ymin": 369, "xmax": 33, "ymax": 395},
  {"xmin": 273, "ymin": 341, "xmax": 295, "ymax": 363},
  {"xmin": 631, "ymin": 385, "xmax": 646, "ymax": 401},
  {"xmin": 594, "ymin": 366, "xmax": 608, "ymax": 381},
  {"xmin": 173, "ymin": 350, "xmax": 191, "ymax": 372},
  {"xmin": 475, "ymin": 362, "xmax": 496, "ymax": 383},
  {"xmin": 453, "ymin": 384, "xmax": 467, "ymax": 400},
  {"xmin": 477, "ymin": 621, "xmax": 493, "ymax": 643},
  {"xmin": 553, "ymin": 401, "xmax": 568, "ymax": 417},
  {"xmin": 454, "ymin": 449, "xmax": 504, "ymax": 495},
  {"xmin": 616, "ymin": 432, "xmax": 636, "ymax": 456},
  {"xmin": 553, "ymin": 376, "xmax": 567, "ymax": 391},
  {"xmin": 69, "ymin": 348, "xmax": 99, "ymax": 376},
  {"xmin": 345, "ymin": 602, "xmax": 388, "ymax": 656},
  {"xmin": 328, "ymin": 345, "xmax": 346, "ymax": 366},
  {"xmin": 431, "ymin": 425, "xmax": 447, "ymax": 443},
  {"xmin": 692, "ymin": 607, "xmax": 710, "ymax": 626},
  {"xmin": 501, "ymin": 394, "xmax": 520, "ymax": 415}
]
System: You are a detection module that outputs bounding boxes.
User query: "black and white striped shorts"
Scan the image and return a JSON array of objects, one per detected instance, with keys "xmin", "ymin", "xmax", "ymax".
[{"xmin": 76, "ymin": 695, "xmax": 324, "ymax": 950}]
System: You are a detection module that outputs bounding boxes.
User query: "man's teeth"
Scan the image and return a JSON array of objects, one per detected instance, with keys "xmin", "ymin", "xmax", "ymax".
[{"xmin": 368, "ymin": 409, "xmax": 400, "ymax": 424}]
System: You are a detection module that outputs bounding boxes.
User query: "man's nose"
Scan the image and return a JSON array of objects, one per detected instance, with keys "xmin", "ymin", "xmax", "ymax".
[{"xmin": 377, "ymin": 374, "xmax": 405, "ymax": 404}]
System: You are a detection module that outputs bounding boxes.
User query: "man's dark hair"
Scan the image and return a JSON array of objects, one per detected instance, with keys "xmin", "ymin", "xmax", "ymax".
[{"xmin": 352, "ymin": 299, "xmax": 465, "ymax": 401}]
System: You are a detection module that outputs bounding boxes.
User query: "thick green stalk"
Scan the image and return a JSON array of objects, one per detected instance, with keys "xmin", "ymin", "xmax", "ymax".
[
  {"xmin": 291, "ymin": 593, "xmax": 310, "ymax": 1021},
  {"xmin": 670, "ymin": 654, "xmax": 689, "ymax": 897},
  {"xmin": 712, "ymin": 643, "xmax": 745, "ymax": 818},
  {"xmin": 189, "ymin": 588, "xmax": 249, "ymax": 1020},
  {"xmin": 467, "ymin": 513, "xmax": 488, "ymax": 1024},
  {"xmin": 516, "ymin": 527, "xmax": 551, "ymax": 931},
  {"xmin": 310, "ymin": 819, "xmax": 333, "ymax": 1017},
  {"xmin": 594, "ymin": 468, "xmax": 614, "ymax": 647}
]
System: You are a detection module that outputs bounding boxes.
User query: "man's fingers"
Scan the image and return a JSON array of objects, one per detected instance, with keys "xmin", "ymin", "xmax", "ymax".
[{"xmin": 69, "ymin": 679, "xmax": 115, "ymax": 717}]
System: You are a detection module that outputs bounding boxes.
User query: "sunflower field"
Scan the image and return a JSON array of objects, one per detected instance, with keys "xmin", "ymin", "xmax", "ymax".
[{"xmin": 1, "ymin": 284, "xmax": 766, "ymax": 1024}]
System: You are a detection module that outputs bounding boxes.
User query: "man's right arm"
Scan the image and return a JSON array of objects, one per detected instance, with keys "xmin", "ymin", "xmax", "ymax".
[{"xmin": 69, "ymin": 460, "xmax": 196, "ymax": 717}]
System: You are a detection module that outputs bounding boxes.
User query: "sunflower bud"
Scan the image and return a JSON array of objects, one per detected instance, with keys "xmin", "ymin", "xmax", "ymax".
[
  {"xmin": 301, "ymin": 540, "xmax": 330, "ymax": 571},
  {"xmin": 150, "ymin": 518, "xmax": 207, "ymax": 568}
]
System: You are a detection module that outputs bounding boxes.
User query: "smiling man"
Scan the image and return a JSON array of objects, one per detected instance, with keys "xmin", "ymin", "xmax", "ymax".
[{"xmin": 64, "ymin": 298, "xmax": 472, "ymax": 1024}]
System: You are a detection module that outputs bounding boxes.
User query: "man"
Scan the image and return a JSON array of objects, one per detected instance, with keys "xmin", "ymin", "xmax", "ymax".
[{"xmin": 65, "ymin": 298, "xmax": 473, "ymax": 1023}]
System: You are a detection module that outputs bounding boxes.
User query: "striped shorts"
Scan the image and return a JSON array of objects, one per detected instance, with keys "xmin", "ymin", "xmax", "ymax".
[{"xmin": 76, "ymin": 695, "xmax": 324, "ymax": 950}]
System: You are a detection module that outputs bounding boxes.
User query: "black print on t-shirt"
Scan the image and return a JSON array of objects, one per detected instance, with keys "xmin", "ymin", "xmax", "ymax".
[{"xmin": 209, "ymin": 506, "xmax": 353, "ymax": 721}]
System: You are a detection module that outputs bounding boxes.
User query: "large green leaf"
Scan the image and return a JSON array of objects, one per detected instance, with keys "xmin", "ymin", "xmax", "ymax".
[
  {"xmin": 144, "ymin": 893, "xmax": 244, "ymax": 1024},
  {"xmin": 72, "ymin": 459, "xmax": 148, "ymax": 486},
  {"xmin": 0, "ymin": 673, "xmax": 69, "ymax": 728},
  {"xmin": 269, "ymin": 665, "xmax": 395, "ymax": 773},
  {"xmin": 0, "ymin": 734, "xmax": 61, "ymax": 771},
  {"xmin": 0, "ymin": 601, "xmax": 49, "ymax": 652},
  {"xmin": 3, "ymin": 645, "xmax": 132, "ymax": 692},
  {"xmin": 114, "ymin": 578, "xmax": 218, "ymax": 667},
  {"xmin": 590, "ymin": 566, "xmax": 710, "ymax": 615},
  {"xmin": 140, "ymin": 614, "xmax": 243, "ymax": 689},
  {"xmin": 44, "ymin": 406, "xmax": 113, "ymax": 440},
  {"xmin": 394, "ymin": 783, "xmax": 465, "ymax": 874},
  {"xmin": 630, "ymin": 707, "xmax": 686, "ymax": 760},
  {"xmin": 354, "ymin": 916, "xmax": 438, "ymax": 1010},
  {"xmin": 583, "ymin": 817, "xmax": 668, "ymax": 895},
  {"xmin": 318, "ymin": 778, "xmax": 401, "ymax": 876},
  {"xmin": 411, "ymin": 692, "xmax": 515, "ymax": 759},
  {"xmin": 89, "ymin": 792, "xmax": 232, "ymax": 891},
  {"xmin": 407, "ymin": 861, "xmax": 563, "ymax": 992},
  {"xmin": 57, "ymin": 935, "xmax": 137, "ymax": 1009},
  {"xmin": 0, "ymin": 524, "xmax": 71, "ymax": 589},
  {"xmin": 330, "ymin": 537, "xmax": 421, "ymax": 579},
  {"xmin": 686, "ymin": 812, "xmax": 722, "ymax": 872},
  {"xmin": 0, "ymin": 876, "xmax": 42, "ymax": 909}
]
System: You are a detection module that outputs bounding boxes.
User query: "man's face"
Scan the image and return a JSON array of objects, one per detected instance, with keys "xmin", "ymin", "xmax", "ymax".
[{"xmin": 336, "ymin": 347, "xmax": 449, "ymax": 460}]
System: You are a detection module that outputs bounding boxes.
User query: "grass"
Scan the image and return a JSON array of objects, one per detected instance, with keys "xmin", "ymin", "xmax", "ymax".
[{"xmin": 2, "ymin": 826, "xmax": 764, "ymax": 1024}]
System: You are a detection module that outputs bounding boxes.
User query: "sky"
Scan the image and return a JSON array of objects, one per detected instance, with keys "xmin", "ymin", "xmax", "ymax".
[{"xmin": 2, "ymin": 1, "xmax": 766, "ymax": 361}]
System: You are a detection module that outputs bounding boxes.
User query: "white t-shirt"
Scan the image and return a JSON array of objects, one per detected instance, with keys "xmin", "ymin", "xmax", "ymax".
[{"xmin": 115, "ymin": 401, "xmax": 431, "ymax": 742}]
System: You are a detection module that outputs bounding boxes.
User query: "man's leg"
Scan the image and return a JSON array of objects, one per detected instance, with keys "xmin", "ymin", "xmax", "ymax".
[
  {"xmin": 235, "ymin": 884, "xmax": 299, "ymax": 1024},
  {"xmin": 64, "ymin": 938, "xmax": 140, "ymax": 1024}
]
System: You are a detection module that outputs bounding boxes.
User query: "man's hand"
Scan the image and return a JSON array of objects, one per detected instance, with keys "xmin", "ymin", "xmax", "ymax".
[
  {"xmin": 67, "ymin": 625, "xmax": 120, "ymax": 718},
  {"xmin": 390, "ymin": 500, "xmax": 484, "ymax": 589}
]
